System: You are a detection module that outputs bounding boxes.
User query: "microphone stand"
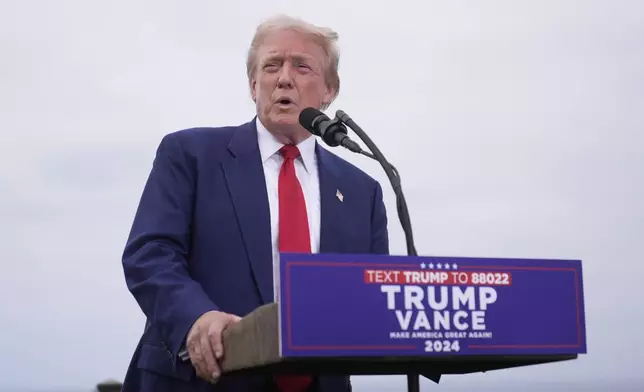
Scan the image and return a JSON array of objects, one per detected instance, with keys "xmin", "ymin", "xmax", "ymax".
[{"xmin": 334, "ymin": 110, "xmax": 420, "ymax": 392}]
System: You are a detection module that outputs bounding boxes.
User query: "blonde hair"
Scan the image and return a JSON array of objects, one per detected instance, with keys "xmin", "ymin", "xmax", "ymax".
[{"xmin": 246, "ymin": 14, "xmax": 341, "ymax": 110}]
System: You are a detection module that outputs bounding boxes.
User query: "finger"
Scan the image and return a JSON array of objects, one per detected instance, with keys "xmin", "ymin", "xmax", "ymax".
[
  {"xmin": 188, "ymin": 341, "xmax": 208, "ymax": 381},
  {"xmin": 200, "ymin": 331, "xmax": 221, "ymax": 381},
  {"xmin": 208, "ymin": 322, "xmax": 225, "ymax": 360}
]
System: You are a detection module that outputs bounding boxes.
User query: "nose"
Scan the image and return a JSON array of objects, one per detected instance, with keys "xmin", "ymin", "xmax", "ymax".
[{"xmin": 277, "ymin": 64, "xmax": 294, "ymax": 89}]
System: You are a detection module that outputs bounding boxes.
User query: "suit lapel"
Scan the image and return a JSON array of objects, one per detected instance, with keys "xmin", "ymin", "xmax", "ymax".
[
  {"xmin": 221, "ymin": 120, "xmax": 274, "ymax": 304},
  {"xmin": 316, "ymin": 144, "xmax": 346, "ymax": 253}
]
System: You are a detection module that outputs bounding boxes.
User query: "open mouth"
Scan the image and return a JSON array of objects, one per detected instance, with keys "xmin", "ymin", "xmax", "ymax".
[{"xmin": 276, "ymin": 98, "xmax": 294, "ymax": 106}]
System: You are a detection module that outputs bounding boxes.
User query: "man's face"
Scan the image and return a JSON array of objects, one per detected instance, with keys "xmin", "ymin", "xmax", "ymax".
[{"xmin": 251, "ymin": 29, "xmax": 334, "ymax": 136}]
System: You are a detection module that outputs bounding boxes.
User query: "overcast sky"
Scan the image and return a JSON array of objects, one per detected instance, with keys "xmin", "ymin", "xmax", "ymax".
[{"xmin": 1, "ymin": 0, "xmax": 643, "ymax": 390}]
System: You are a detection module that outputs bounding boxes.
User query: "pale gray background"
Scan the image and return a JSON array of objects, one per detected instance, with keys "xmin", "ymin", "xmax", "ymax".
[{"xmin": 1, "ymin": 0, "xmax": 643, "ymax": 391}]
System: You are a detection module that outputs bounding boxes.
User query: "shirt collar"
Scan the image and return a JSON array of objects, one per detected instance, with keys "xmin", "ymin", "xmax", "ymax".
[{"xmin": 256, "ymin": 117, "xmax": 317, "ymax": 173}]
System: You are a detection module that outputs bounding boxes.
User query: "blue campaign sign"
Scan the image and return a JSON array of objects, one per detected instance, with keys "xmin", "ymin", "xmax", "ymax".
[{"xmin": 277, "ymin": 253, "xmax": 586, "ymax": 358}]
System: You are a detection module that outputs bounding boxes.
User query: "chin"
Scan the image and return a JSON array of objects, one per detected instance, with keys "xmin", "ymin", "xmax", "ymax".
[{"xmin": 270, "ymin": 113, "xmax": 298, "ymax": 126}]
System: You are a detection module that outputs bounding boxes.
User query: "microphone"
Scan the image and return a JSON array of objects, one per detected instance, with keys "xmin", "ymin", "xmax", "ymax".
[
  {"xmin": 298, "ymin": 108, "xmax": 363, "ymax": 153},
  {"xmin": 334, "ymin": 109, "xmax": 422, "ymax": 392}
]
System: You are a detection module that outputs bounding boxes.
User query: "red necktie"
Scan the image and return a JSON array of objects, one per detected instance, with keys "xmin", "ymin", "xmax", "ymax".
[{"xmin": 274, "ymin": 145, "xmax": 313, "ymax": 392}]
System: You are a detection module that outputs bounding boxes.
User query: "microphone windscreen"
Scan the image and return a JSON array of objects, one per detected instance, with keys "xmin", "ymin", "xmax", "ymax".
[{"xmin": 298, "ymin": 107, "xmax": 325, "ymax": 134}]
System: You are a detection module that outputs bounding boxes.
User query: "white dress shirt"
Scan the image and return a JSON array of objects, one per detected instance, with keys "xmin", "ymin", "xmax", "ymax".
[{"xmin": 256, "ymin": 118, "xmax": 321, "ymax": 272}]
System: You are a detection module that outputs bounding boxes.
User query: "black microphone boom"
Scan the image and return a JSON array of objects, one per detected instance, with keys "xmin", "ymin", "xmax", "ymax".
[
  {"xmin": 300, "ymin": 107, "xmax": 436, "ymax": 390},
  {"xmin": 335, "ymin": 110, "xmax": 417, "ymax": 258},
  {"xmin": 298, "ymin": 108, "xmax": 363, "ymax": 154}
]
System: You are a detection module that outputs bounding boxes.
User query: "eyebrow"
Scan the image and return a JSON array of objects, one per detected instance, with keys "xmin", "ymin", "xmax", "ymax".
[{"xmin": 263, "ymin": 52, "xmax": 316, "ymax": 64}]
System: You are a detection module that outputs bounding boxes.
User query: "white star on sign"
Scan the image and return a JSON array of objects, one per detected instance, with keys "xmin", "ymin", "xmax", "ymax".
[
  {"xmin": 444, "ymin": 263, "xmax": 451, "ymax": 270},
  {"xmin": 437, "ymin": 263, "xmax": 443, "ymax": 269},
  {"xmin": 428, "ymin": 263, "xmax": 434, "ymax": 269},
  {"xmin": 452, "ymin": 263, "xmax": 458, "ymax": 270},
  {"xmin": 420, "ymin": 262, "xmax": 426, "ymax": 269}
]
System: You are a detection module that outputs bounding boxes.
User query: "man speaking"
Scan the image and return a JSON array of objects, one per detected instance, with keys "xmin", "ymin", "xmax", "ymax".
[{"xmin": 120, "ymin": 14, "xmax": 389, "ymax": 392}]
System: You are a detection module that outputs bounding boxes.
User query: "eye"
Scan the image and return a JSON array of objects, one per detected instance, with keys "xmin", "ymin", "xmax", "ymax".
[
  {"xmin": 263, "ymin": 63, "xmax": 280, "ymax": 72},
  {"xmin": 296, "ymin": 63, "xmax": 312, "ymax": 73}
]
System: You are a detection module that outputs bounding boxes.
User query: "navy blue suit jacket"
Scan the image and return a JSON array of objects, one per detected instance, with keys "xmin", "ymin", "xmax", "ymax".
[{"xmin": 121, "ymin": 119, "xmax": 389, "ymax": 392}]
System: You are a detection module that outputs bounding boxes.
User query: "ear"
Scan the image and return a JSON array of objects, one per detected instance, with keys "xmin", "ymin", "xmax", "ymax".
[
  {"xmin": 250, "ymin": 78, "xmax": 257, "ymax": 102},
  {"xmin": 321, "ymin": 85, "xmax": 336, "ymax": 106}
]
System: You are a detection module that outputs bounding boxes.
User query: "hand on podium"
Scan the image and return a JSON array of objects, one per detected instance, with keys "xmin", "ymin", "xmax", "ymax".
[{"xmin": 185, "ymin": 310, "xmax": 241, "ymax": 383}]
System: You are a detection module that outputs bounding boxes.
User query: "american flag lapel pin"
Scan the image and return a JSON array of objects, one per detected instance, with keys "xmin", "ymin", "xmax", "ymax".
[{"xmin": 336, "ymin": 189, "xmax": 344, "ymax": 202}]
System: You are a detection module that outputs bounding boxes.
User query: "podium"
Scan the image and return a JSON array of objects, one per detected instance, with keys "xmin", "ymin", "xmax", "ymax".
[{"xmin": 217, "ymin": 252, "xmax": 587, "ymax": 390}]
